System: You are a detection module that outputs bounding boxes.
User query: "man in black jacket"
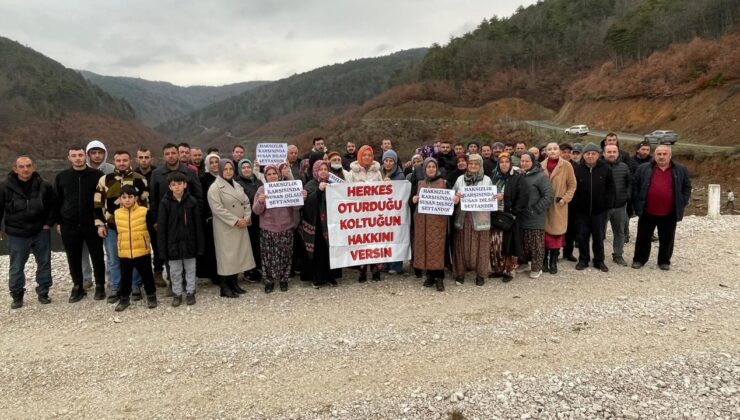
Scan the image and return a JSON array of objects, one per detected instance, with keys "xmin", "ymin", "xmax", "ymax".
[
  {"xmin": 434, "ymin": 140, "xmax": 456, "ymax": 176},
  {"xmin": 631, "ymin": 145, "xmax": 691, "ymax": 270},
  {"xmin": 0, "ymin": 156, "xmax": 56, "ymax": 308},
  {"xmin": 149, "ymin": 143, "xmax": 203, "ymax": 291},
  {"xmin": 55, "ymin": 146, "xmax": 107, "ymax": 302},
  {"xmin": 572, "ymin": 143, "xmax": 616, "ymax": 272},
  {"xmin": 341, "ymin": 141, "xmax": 356, "ymax": 171},
  {"xmin": 603, "ymin": 144, "xmax": 632, "ymax": 266}
]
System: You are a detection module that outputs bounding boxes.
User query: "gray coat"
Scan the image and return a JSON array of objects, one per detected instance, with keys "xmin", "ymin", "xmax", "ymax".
[
  {"xmin": 518, "ymin": 164, "xmax": 554, "ymax": 230},
  {"xmin": 207, "ymin": 176, "xmax": 256, "ymax": 276}
]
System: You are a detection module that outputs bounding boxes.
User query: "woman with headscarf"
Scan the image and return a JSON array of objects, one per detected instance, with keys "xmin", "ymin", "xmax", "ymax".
[
  {"xmin": 236, "ymin": 158, "xmax": 263, "ymax": 283},
  {"xmin": 518, "ymin": 152, "xmax": 554, "ymax": 279},
  {"xmin": 300, "ymin": 160, "xmax": 335, "ymax": 288},
  {"xmin": 410, "ymin": 158, "xmax": 449, "ymax": 291},
  {"xmin": 280, "ymin": 162, "xmax": 307, "ymax": 279},
  {"xmin": 446, "ymin": 154, "xmax": 468, "ymax": 187},
  {"xmin": 327, "ymin": 151, "xmax": 348, "ymax": 181},
  {"xmin": 345, "ymin": 145, "xmax": 384, "ymax": 281},
  {"xmin": 451, "ymin": 154, "xmax": 493, "ymax": 286},
  {"xmin": 196, "ymin": 153, "xmax": 221, "ymax": 285},
  {"xmin": 379, "ymin": 149, "xmax": 406, "ymax": 274},
  {"xmin": 252, "ymin": 164, "xmax": 306, "ymax": 293},
  {"xmin": 302, "ymin": 151, "xmax": 326, "ymax": 185},
  {"xmin": 207, "ymin": 160, "xmax": 256, "ymax": 298},
  {"xmin": 541, "ymin": 142, "xmax": 576, "ymax": 275},
  {"xmin": 489, "ymin": 153, "xmax": 529, "ymax": 282}
]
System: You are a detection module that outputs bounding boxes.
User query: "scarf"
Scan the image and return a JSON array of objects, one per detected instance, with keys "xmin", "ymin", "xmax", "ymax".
[{"xmin": 464, "ymin": 153, "xmax": 484, "ymax": 185}]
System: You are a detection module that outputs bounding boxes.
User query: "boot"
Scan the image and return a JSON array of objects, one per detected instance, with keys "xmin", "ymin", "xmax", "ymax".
[
  {"xmin": 231, "ymin": 279, "xmax": 247, "ymax": 294},
  {"xmin": 11, "ymin": 290, "xmax": 24, "ymax": 309},
  {"xmin": 548, "ymin": 249, "xmax": 558, "ymax": 275},
  {"xmin": 542, "ymin": 252, "xmax": 549, "ymax": 273},
  {"xmin": 371, "ymin": 267, "xmax": 381, "ymax": 281},
  {"xmin": 94, "ymin": 284, "xmax": 106, "ymax": 300},
  {"xmin": 115, "ymin": 297, "xmax": 130, "ymax": 312},
  {"xmin": 37, "ymin": 292, "xmax": 51, "ymax": 305},
  {"xmin": 69, "ymin": 284, "xmax": 87, "ymax": 303},
  {"xmin": 154, "ymin": 271, "xmax": 167, "ymax": 288},
  {"xmin": 475, "ymin": 276, "xmax": 485, "ymax": 286},
  {"xmin": 414, "ymin": 268, "xmax": 423, "ymax": 279},
  {"xmin": 172, "ymin": 295, "xmax": 182, "ymax": 307},
  {"xmin": 279, "ymin": 281, "xmax": 288, "ymax": 292},
  {"xmin": 220, "ymin": 278, "xmax": 237, "ymax": 298},
  {"xmin": 264, "ymin": 282, "xmax": 274, "ymax": 294},
  {"xmin": 358, "ymin": 267, "xmax": 367, "ymax": 283},
  {"xmin": 423, "ymin": 273, "xmax": 435, "ymax": 288},
  {"xmin": 435, "ymin": 276, "xmax": 445, "ymax": 292},
  {"xmin": 147, "ymin": 294, "xmax": 158, "ymax": 309}
]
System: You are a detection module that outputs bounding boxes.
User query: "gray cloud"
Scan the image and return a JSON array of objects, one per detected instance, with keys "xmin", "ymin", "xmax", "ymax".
[{"xmin": 0, "ymin": 0, "xmax": 536, "ymax": 86}]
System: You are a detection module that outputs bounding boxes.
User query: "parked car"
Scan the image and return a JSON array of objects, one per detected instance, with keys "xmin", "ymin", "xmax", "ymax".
[
  {"xmin": 644, "ymin": 130, "xmax": 678, "ymax": 145},
  {"xmin": 564, "ymin": 125, "xmax": 589, "ymax": 136}
]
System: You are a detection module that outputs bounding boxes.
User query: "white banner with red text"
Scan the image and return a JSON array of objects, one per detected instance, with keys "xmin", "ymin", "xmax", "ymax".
[{"xmin": 326, "ymin": 181, "xmax": 411, "ymax": 269}]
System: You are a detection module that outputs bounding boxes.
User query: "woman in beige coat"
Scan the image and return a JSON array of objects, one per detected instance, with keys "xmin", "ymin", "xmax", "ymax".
[
  {"xmin": 207, "ymin": 160, "xmax": 256, "ymax": 298},
  {"xmin": 541, "ymin": 142, "xmax": 577, "ymax": 275}
]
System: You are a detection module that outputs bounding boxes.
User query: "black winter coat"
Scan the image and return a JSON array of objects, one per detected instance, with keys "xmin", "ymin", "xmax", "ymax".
[
  {"xmin": 632, "ymin": 160, "xmax": 691, "ymax": 222},
  {"xmin": 572, "ymin": 159, "xmax": 616, "ymax": 215},
  {"xmin": 157, "ymin": 191, "xmax": 204, "ymax": 260},
  {"xmin": 54, "ymin": 166, "xmax": 104, "ymax": 227},
  {"xmin": 501, "ymin": 171, "xmax": 530, "ymax": 258},
  {"xmin": 149, "ymin": 164, "xmax": 203, "ymax": 224},
  {"xmin": 605, "ymin": 159, "xmax": 632, "ymax": 208},
  {"xmin": 0, "ymin": 172, "xmax": 55, "ymax": 237}
]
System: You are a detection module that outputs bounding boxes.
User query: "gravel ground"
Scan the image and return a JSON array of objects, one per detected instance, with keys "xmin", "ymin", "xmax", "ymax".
[{"xmin": 0, "ymin": 215, "xmax": 738, "ymax": 419}]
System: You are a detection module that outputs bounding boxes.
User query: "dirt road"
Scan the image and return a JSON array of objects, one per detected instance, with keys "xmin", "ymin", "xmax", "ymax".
[{"xmin": 1, "ymin": 216, "xmax": 738, "ymax": 419}]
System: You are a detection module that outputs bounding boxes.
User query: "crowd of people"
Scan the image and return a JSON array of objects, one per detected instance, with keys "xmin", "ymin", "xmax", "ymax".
[{"xmin": 0, "ymin": 134, "xmax": 693, "ymax": 311}]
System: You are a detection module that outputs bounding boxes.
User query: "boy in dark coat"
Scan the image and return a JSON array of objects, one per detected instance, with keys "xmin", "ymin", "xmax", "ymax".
[{"xmin": 157, "ymin": 172, "xmax": 204, "ymax": 306}]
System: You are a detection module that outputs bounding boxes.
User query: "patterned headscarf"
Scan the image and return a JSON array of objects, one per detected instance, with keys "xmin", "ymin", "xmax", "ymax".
[
  {"xmin": 464, "ymin": 153, "xmax": 485, "ymax": 184},
  {"xmin": 277, "ymin": 162, "xmax": 293, "ymax": 181},
  {"xmin": 262, "ymin": 164, "xmax": 279, "ymax": 183},
  {"xmin": 312, "ymin": 160, "xmax": 329, "ymax": 182}
]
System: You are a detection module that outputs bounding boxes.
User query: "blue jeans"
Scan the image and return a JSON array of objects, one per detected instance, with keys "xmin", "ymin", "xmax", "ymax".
[
  {"xmin": 105, "ymin": 228, "xmax": 141, "ymax": 292},
  {"xmin": 384, "ymin": 261, "xmax": 404, "ymax": 273},
  {"xmin": 7, "ymin": 230, "xmax": 52, "ymax": 295}
]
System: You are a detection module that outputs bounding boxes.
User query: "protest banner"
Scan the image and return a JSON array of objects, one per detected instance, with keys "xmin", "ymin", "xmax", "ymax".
[
  {"xmin": 328, "ymin": 173, "xmax": 345, "ymax": 184},
  {"xmin": 326, "ymin": 181, "xmax": 411, "ymax": 269},
  {"xmin": 418, "ymin": 188, "xmax": 455, "ymax": 216},
  {"xmin": 265, "ymin": 180, "xmax": 304, "ymax": 209},
  {"xmin": 256, "ymin": 143, "xmax": 288, "ymax": 165},
  {"xmin": 461, "ymin": 185, "xmax": 498, "ymax": 211}
]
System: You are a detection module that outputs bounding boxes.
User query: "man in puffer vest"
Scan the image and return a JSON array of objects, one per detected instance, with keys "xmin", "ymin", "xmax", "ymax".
[{"xmin": 113, "ymin": 185, "xmax": 157, "ymax": 312}]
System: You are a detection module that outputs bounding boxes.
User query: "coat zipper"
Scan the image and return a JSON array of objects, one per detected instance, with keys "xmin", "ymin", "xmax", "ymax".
[
  {"xmin": 589, "ymin": 167, "xmax": 593, "ymax": 215},
  {"xmin": 129, "ymin": 208, "xmax": 134, "ymax": 258}
]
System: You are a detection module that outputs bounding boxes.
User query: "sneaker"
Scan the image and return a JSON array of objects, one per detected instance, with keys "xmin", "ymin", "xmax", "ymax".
[
  {"xmin": 83, "ymin": 278, "xmax": 94, "ymax": 289},
  {"xmin": 564, "ymin": 254, "xmax": 578, "ymax": 262},
  {"xmin": 455, "ymin": 276, "xmax": 464, "ymax": 286},
  {"xmin": 107, "ymin": 294, "xmax": 120, "ymax": 304},
  {"xmin": 311, "ymin": 282, "xmax": 322, "ymax": 289},
  {"xmin": 186, "ymin": 293, "xmax": 196, "ymax": 305},
  {"xmin": 631, "ymin": 261, "xmax": 644, "ymax": 269},
  {"xmin": 516, "ymin": 263, "xmax": 530, "ymax": 273},
  {"xmin": 279, "ymin": 281, "xmax": 289, "ymax": 292},
  {"xmin": 172, "ymin": 295, "xmax": 182, "ymax": 307},
  {"xmin": 264, "ymin": 283, "xmax": 274, "ymax": 294},
  {"xmin": 37, "ymin": 293, "xmax": 51, "ymax": 305},
  {"xmin": 388, "ymin": 270, "xmax": 398, "ymax": 275},
  {"xmin": 147, "ymin": 294, "xmax": 158, "ymax": 309},
  {"xmin": 529, "ymin": 270, "xmax": 543, "ymax": 279},
  {"xmin": 612, "ymin": 256, "xmax": 628, "ymax": 266},
  {"xmin": 327, "ymin": 279, "xmax": 338, "ymax": 287},
  {"xmin": 658, "ymin": 264, "xmax": 670, "ymax": 271}
]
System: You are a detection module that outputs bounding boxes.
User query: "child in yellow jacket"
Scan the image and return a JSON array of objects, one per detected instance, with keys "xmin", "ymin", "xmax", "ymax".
[{"xmin": 114, "ymin": 185, "xmax": 157, "ymax": 311}]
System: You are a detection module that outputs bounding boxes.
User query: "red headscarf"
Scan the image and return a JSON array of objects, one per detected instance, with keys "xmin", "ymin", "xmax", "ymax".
[{"xmin": 357, "ymin": 145, "xmax": 374, "ymax": 168}]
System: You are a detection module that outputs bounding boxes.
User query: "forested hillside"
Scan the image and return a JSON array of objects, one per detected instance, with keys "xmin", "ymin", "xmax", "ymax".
[
  {"xmin": 0, "ymin": 37, "xmax": 167, "ymax": 161},
  {"xmin": 80, "ymin": 71, "xmax": 269, "ymax": 126},
  {"xmin": 158, "ymin": 49, "xmax": 428, "ymax": 143}
]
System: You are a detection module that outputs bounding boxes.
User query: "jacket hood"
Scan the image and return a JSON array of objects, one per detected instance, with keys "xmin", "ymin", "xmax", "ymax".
[
  {"xmin": 85, "ymin": 140, "xmax": 108, "ymax": 166},
  {"xmin": 6, "ymin": 171, "xmax": 41, "ymax": 189}
]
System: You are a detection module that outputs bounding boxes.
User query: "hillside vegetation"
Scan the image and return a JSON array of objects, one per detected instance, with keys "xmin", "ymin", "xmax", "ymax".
[
  {"xmin": 0, "ymin": 37, "xmax": 167, "ymax": 161},
  {"xmin": 80, "ymin": 71, "xmax": 269, "ymax": 126},
  {"xmin": 158, "ymin": 49, "xmax": 428, "ymax": 142}
]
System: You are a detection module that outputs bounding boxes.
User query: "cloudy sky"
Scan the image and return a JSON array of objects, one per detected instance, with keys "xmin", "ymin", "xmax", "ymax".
[{"xmin": 1, "ymin": 0, "xmax": 535, "ymax": 86}]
